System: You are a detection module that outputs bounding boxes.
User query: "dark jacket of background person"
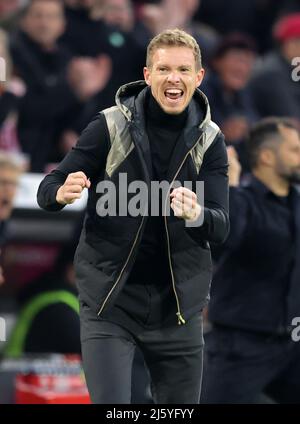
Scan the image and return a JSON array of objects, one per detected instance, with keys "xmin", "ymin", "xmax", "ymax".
[
  {"xmin": 0, "ymin": 221, "xmax": 7, "ymax": 247},
  {"xmin": 209, "ymin": 175, "xmax": 300, "ymax": 335},
  {"xmin": 37, "ymin": 81, "xmax": 229, "ymax": 326},
  {"xmin": 9, "ymin": 30, "xmax": 79, "ymax": 171}
]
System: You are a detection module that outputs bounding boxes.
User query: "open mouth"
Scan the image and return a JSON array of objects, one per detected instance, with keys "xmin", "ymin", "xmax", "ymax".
[{"xmin": 164, "ymin": 89, "xmax": 184, "ymax": 101}]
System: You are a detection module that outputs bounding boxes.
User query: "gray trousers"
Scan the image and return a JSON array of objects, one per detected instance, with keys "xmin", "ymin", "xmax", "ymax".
[{"xmin": 80, "ymin": 301, "xmax": 204, "ymax": 404}]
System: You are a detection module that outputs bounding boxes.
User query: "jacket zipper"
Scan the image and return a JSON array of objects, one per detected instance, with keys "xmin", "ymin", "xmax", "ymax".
[
  {"xmin": 164, "ymin": 144, "xmax": 201, "ymax": 325},
  {"xmin": 97, "ymin": 140, "xmax": 202, "ymax": 320},
  {"xmin": 97, "ymin": 215, "xmax": 145, "ymax": 316}
]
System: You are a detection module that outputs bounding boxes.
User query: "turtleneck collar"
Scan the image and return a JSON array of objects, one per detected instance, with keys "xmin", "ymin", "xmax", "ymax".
[{"xmin": 146, "ymin": 90, "xmax": 188, "ymax": 131}]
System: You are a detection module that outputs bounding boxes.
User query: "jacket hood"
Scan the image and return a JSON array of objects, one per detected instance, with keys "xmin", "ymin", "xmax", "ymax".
[{"xmin": 115, "ymin": 80, "xmax": 212, "ymax": 129}]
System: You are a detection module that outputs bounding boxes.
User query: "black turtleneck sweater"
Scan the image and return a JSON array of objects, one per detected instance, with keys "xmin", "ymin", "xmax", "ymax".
[
  {"xmin": 100, "ymin": 93, "xmax": 190, "ymax": 331},
  {"xmin": 146, "ymin": 91, "xmax": 188, "ymax": 181}
]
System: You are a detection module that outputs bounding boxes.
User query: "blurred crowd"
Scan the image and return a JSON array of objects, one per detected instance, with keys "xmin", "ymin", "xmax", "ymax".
[
  {"xmin": 0, "ymin": 0, "xmax": 299, "ymax": 172},
  {"xmin": 1, "ymin": 0, "xmax": 300, "ymax": 404}
]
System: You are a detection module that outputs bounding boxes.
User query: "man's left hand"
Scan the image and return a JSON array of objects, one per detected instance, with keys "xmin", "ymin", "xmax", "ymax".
[{"xmin": 170, "ymin": 187, "xmax": 201, "ymax": 222}]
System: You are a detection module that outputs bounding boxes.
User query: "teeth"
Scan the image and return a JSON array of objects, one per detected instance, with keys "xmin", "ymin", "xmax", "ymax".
[{"xmin": 165, "ymin": 89, "xmax": 182, "ymax": 94}]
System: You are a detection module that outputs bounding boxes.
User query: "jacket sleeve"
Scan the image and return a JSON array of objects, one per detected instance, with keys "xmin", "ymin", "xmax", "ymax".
[
  {"xmin": 37, "ymin": 113, "xmax": 110, "ymax": 211},
  {"xmin": 185, "ymin": 132, "xmax": 230, "ymax": 244},
  {"xmin": 250, "ymin": 71, "xmax": 300, "ymax": 118},
  {"xmin": 221, "ymin": 186, "xmax": 252, "ymax": 251}
]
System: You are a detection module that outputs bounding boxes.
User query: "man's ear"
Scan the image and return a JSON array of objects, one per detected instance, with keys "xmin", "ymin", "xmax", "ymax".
[
  {"xmin": 143, "ymin": 67, "xmax": 151, "ymax": 86},
  {"xmin": 260, "ymin": 148, "xmax": 276, "ymax": 167},
  {"xmin": 196, "ymin": 68, "xmax": 205, "ymax": 88}
]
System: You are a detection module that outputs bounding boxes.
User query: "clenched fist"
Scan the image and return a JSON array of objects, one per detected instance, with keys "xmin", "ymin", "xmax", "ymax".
[
  {"xmin": 170, "ymin": 187, "xmax": 201, "ymax": 222},
  {"xmin": 56, "ymin": 172, "xmax": 91, "ymax": 205}
]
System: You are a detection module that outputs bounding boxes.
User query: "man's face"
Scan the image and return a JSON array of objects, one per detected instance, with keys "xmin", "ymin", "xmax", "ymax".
[
  {"xmin": 275, "ymin": 126, "xmax": 300, "ymax": 184},
  {"xmin": 143, "ymin": 46, "xmax": 204, "ymax": 115},
  {"xmin": 0, "ymin": 167, "xmax": 20, "ymax": 221},
  {"xmin": 214, "ymin": 49, "xmax": 255, "ymax": 91},
  {"xmin": 22, "ymin": 1, "xmax": 65, "ymax": 49},
  {"xmin": 282, "ymin": 37, "xmax": 300, "ymax": 62}
]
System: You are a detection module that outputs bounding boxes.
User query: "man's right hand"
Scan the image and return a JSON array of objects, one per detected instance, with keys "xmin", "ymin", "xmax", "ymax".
[{"xmin": 56, "ymin": 172, "xmax": 91, "ymax": 205}]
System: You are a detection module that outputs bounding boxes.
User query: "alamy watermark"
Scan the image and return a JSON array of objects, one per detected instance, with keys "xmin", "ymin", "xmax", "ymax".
[
  {"xmin": 291, "ymin": 317, "xmax": 300, "ymax": 342},
  {"xmin": 0, "ymin": 317, "xmax": 6, "ymax": 342},
  {"xmin": 291, "ymin": 57, "xmax": 300, "ymax": 82},
  {"xmin": 96, "ymin": 174, "xmax": 205, "ymax": 227},
  {"xmin": 0, "ymin": 57, "xmax": 6, "ymax": 82}
]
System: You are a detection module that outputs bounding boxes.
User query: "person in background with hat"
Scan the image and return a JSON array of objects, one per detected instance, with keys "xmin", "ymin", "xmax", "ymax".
[{"xmin": 250, "ymin": 12, "xmax": 300, "ymax": 121}]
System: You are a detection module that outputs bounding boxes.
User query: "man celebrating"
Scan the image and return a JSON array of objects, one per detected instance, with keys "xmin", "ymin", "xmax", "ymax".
[{"xmin": 37, "ymin": 29, "xmax": 229, "ymax": 404}]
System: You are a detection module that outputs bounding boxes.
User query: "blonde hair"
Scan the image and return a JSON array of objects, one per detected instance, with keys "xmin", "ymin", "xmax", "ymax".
[{"xmin": 146, "ymin": 28, "xmax": 202, "ymax": 70}]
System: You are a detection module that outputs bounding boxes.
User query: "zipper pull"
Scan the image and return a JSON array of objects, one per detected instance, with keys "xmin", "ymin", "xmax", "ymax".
[{"xmin": 176, "ymin": 312, "xmax": 186, "ymax": 325}]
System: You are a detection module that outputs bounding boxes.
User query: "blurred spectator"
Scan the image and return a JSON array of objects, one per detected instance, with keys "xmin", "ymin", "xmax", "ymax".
[
  {"xmin": 61, "ymin": 53, "xmax": 113, "ymax": 149},
  {"xmin": 0, "ymin": 0, "xmax": 25, "ymax": 33},
  {"xmin": 202, "ymin": 117, "xmax": 300, "ymax": 403},
  {"xmin": 58, "ymin": 49, "xmax": 113, "ymax": 151},
  {"xmin": 67, "ymin": 55, "xmax": 112, "ymax": 103},
  {"xmin": 139, "ymin": 0, "xmax": 219, "ymax": 64},
  {"xmin": 61, "ymin": 0, "xmax": 111, "ymax": 57},
  {"xmin": 92, "ymin": 0, "xmax": 135, "ymax": 32},
  {"xmin": 0, "ymin": 28, "xmax": 26, "ymax": 155},
  {"xmin": 9, "ymin": 0, "xmax": 84, "ymax": 172},
  {"xmin": 90, "ymin": 0, "xmax": 145, "ymax": 85},
  {"xmin": 62, "ymin": 0, "xmax": 144, "ymax": 87},
  {"xmin": 59, "ymin": 0, "xmax": 145, "ymax": 138},
  {"xmin": 4, "ymin": 241, "xmax": 81, "ymax": 356},
  {"xmin": 0, "ymin": 152, "xmax": 22, "ymax": 285},
  {"xmin": 250, "ymin": 12, "xmax": 300, "ymax": 120},
  {"xmin": 202, "ymin": 33, "xmax": 258, "ymax": 172},
  {"xmin": 196, "ymin": 0, "xmax": 286, "ymax": 53}
]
